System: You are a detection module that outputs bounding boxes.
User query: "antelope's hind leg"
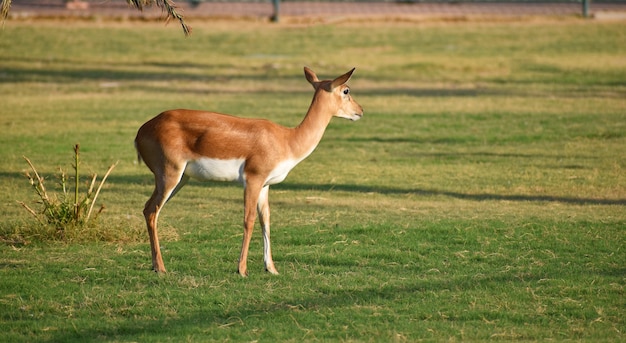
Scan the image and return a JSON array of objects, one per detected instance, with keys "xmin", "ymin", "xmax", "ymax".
[{"xmin": 143, "ymin": 167, "xmax": 189, "ymax": 273}]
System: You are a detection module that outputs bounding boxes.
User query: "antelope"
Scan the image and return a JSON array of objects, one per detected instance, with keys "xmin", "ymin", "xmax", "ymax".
[{"xmin": 135, "ymin": 67, "xmax": 363, "ymax": 276}]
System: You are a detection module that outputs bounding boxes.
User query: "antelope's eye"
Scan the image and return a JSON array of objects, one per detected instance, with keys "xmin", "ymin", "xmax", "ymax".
[{"xmin": 343, "ymin": 88, "xmax": 350, "ymax": 95}]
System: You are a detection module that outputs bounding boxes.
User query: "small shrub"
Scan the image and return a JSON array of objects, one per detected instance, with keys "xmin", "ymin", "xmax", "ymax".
[{"xmin": 17, "ymin": 144, "xmax": 117, "ymax": 241}]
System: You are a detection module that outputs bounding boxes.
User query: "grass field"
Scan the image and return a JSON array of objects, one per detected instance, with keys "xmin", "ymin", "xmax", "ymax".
[{"xmin": 0, "ymin": 17, "xmax": 625, "ymax": 341}]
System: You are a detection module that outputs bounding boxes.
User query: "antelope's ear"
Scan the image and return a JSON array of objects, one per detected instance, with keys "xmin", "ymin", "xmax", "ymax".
[
  {"xmin": 331, "ymin": 68, "xmax": 355, "ymax": 90},
  {"xmin": 304, "ymin": 66, "xmax": 320, "ymax": 89}
]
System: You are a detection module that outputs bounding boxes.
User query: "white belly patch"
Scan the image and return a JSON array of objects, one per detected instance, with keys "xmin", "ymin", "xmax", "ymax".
[
  {"xmin": 185, "ymin": 158, "xmax": 245, "ymax": 182},
  {"xmin": 265, "ymin": 158, "xmax": 300, "ymax": 185},
  {"xmin": 184, "ymin": 157, "xmax": 304, "ymax": 186}
]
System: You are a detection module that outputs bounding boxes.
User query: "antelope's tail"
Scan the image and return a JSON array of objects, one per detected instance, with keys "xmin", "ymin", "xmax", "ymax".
[{"xmin": 134, "ymin": 141, "xmax": 143, "ymax": 165}]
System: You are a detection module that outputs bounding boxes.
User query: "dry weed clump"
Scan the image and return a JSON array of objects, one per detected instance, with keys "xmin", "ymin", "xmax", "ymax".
[{"xmin": 17, "ymin": 144, "xmax": 117, "ymax": 242}]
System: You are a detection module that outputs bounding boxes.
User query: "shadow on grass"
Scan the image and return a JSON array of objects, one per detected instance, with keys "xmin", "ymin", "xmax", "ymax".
[
  {"xmin": 2, "ymin": 60, "xmax": 566, "ymax": 99},
  {"xmin": 274, "ymin": 182, "xmax": 626, "ymax": 206},
  {"xmin": 106, "ymin": 171, "xmax": 624, "ymax": 206},
  {"xmin": 77, "ymin": 172, "xmax": 626, "ymax": 207},
  {"xmin": 3, "ymin": 170, "xmax": 623, "ymax": 206},
  {"xmin": 1, "ymin": 59, "xmax": 302, "ymax": 90},
  {"xmin": 4, "ymin": 65, "xmax": 525, "ymax": 98}
]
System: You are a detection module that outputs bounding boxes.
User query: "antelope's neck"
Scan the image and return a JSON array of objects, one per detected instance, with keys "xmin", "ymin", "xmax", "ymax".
[{"xmin": 289, "ymin": 96, "xmax": 333, "ymax": 160}]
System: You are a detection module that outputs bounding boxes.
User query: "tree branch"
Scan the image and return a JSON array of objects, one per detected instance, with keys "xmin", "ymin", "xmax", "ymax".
[
  {"xmin": 127, "ymin": 0, "xmax": 191, "ymax": 35},
  {"xmin": 0, "ymin": 0, "xmax": 191, "ymax": 36},
  {"xmin": 1, "ymin": 0, "xmax": 10, "ymax": 22}
]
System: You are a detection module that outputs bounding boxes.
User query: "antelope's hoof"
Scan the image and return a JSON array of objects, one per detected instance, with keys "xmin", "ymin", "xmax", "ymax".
[
  {"xmin": 152, "ymin": 266, "xmax": 167, "ymax": 273},
  {"xmin": 266, "ymin": 267, "xmax": 279, "ymax": 275}
]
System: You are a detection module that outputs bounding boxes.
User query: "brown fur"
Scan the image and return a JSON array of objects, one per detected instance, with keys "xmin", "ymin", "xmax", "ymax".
[{"xmin": 135, "ymin": 67, "xmax": 363, "ymax": 276}]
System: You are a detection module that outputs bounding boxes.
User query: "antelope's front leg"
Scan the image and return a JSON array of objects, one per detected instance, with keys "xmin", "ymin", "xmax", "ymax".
[{"xmin": 258, "ymin": 185, "xmax": 278, "ymax": 275}]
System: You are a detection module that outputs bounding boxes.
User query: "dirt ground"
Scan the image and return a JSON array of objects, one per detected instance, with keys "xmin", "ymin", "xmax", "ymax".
[{"xmin": 7, "ymin": 0, "xmax": 626, "ymax": 23}]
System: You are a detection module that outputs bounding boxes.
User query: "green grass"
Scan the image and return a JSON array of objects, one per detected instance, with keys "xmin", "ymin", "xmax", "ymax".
[{"xmin": 1, "ymin": 18, "xmax": 625, "ymax": 341}]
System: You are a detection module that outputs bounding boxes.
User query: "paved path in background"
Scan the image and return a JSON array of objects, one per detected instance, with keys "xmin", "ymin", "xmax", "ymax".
[{"xmin": 8, "ymin": 0, "xmax": 626, "ymax": 21}]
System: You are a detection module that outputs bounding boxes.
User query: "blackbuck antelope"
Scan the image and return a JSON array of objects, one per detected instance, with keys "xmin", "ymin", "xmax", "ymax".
[{"xmin": 135, "ymin": 67, "xmax": 363, "ymax": 276}]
